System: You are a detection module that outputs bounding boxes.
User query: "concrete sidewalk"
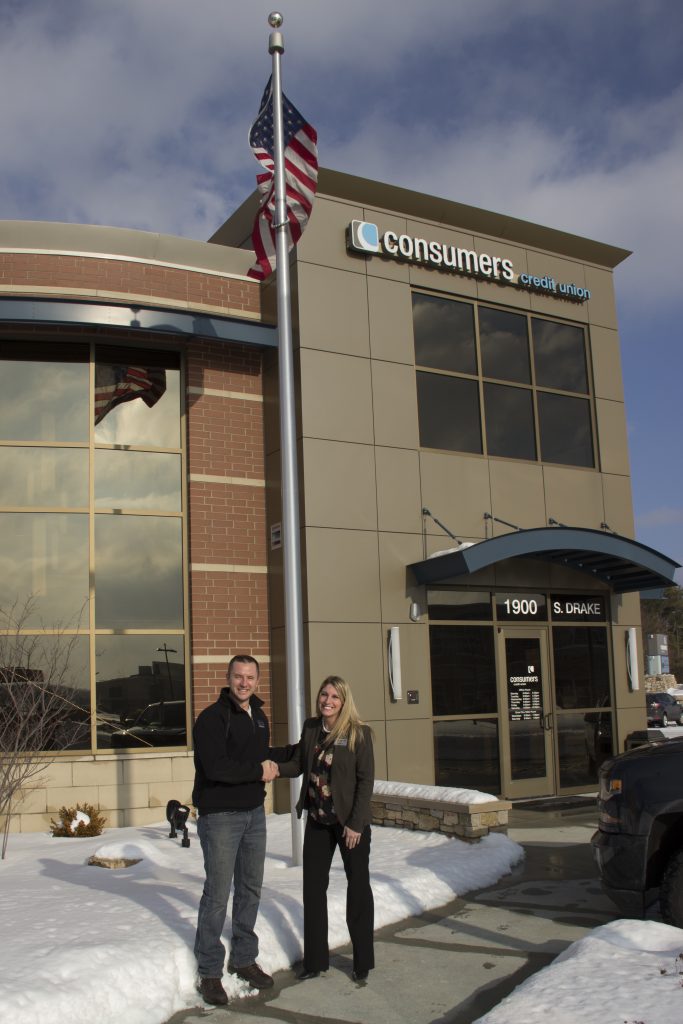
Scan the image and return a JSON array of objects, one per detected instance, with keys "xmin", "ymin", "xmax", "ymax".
[{"xmin": 168, "ymin": 803, "xmax": 618, "ymax": 1024}]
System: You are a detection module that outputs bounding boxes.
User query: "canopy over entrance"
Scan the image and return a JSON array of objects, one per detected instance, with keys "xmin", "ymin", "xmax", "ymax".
[{"xmin": 408, "ymin": 527, "xmax": 679, "ymax": 594}]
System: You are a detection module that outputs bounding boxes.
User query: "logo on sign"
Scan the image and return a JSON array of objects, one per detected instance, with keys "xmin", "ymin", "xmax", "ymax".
[{"xmin": 348, "ymin": 220, "xmax": 381, "ymax": 253}]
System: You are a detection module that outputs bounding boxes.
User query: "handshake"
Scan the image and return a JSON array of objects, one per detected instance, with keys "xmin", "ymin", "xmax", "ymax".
[{"xmin": 261, "ymin": 759, "xmax": 280, "ymax": 783}]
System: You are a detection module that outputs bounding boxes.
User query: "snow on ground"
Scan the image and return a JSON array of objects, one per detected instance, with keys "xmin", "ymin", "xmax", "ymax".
[
  {"xmin": 476, "ymin": 919, "xmax": 683, "ymax": 1024},
  {"xmin": 0, "ymin": 814, "xmax": 521, "ymax": 1024},
  {"xmin": 1, "ymin": 813, "xmax": 682, "ymax": 1024}
]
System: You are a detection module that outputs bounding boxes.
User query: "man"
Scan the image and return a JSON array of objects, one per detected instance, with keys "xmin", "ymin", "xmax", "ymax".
[{"xmin": 193, "ymin": 654, "xmax": 281, "ymax": 1007}]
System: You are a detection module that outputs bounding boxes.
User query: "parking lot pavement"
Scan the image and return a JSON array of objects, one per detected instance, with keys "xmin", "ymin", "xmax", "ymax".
[{"xmin": 167, "ymin": 803, "xmax": 617, "ymax": 1024}]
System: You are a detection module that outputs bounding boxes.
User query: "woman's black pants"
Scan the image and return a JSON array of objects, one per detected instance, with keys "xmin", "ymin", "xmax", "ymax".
[{"xmin": 302, "ymin": 816, "xmax": 374, "ymax": 974}]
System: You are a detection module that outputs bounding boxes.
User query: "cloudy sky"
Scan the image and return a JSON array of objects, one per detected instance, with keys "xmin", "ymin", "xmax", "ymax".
[{"xmin": 1, "ymin": 0, "xmax": 681, "ymax": 579}]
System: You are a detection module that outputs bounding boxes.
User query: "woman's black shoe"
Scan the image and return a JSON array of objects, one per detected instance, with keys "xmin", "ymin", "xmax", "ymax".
[
  {"xmin": 298, "ymin": 969, "xmax": 321, "ymax": 981},
  {"xmin": 352, "ymin": 969, "xmax": 369, "ymax": 982}
]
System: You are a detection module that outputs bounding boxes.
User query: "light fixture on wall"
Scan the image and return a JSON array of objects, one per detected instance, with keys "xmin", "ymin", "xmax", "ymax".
[
  {"xmin": 626, "ymin": 627, "xmax": 640, "ymax": 691},
  {"xmin": 409, "ymin": 601, "xmax": 422, "ymax": 622},
  {"xmin": 388, "ymin": 626, "xmax": 402, "ymax": 701}
]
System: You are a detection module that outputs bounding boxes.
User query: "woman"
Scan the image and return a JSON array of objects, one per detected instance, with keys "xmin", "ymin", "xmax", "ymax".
[{"xmin": 278, "ymin": 676, "xmax": 375, "ymax": 982}]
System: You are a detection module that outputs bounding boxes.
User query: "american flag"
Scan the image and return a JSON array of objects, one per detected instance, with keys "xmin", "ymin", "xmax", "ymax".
[
  {"xmin": 247, "ymin": 76, "xmax": 318, "ymax": 281},
  {"xmin": 94, "ymin": 364, "xmax": 166, "ymax": 424}
]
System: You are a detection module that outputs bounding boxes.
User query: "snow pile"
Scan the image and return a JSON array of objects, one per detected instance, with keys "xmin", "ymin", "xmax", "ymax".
[
  {"xmin": 374, "ymin": 779, "xmax": 497, "ymax": 804},
  {"xmin": 0, "ymin": 815, "xmax": 523, "ymax": 1024},
  {"xmin": 475, "ymin": 919, "xmax": 683, "ymax": 1024}
]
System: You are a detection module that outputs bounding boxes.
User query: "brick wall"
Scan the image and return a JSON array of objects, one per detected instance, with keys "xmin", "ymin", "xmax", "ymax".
[
  {"xmin": 185, "ymin": 339, "xmax": 272, "ymax": 721},
  {"xmin": 0, "ymin": 252, "xmax": 260, "ymax": 317}
]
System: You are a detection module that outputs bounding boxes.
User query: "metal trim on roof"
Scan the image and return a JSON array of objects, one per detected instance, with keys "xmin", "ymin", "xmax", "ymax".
[
  {"xmin": 408, "ymin": 527, "xmax": 679, "ymax": 594},
  {"xmin": 0, "ymin": 297, "xmax": 277, "ymax": 348}
]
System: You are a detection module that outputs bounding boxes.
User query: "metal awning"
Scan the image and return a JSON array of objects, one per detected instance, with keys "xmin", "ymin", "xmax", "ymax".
[{"xmin": 408, "ymin": 526, "xmax": 680, "ymax": 594}]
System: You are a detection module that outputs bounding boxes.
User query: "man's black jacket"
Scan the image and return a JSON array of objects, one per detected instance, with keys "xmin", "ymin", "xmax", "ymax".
[{"xmin": 192, "ymin": 688, "xmax": 289, "ymax": 815}]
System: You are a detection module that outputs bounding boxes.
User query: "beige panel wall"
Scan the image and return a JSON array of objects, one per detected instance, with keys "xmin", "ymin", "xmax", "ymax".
[
  {"xmin": 596, "ymin": 399, "xmax": 631, "ymax": 476},
  {"xmin": 288, "ymin": 182, "xmax": 639, "ymax": 793},
  {"xmin": 385, "ymin": 719, "xmax": 435, "ymax": 785},
  {"xmin": 296, "ymin": 261, "xmax": 370, "ymax": 357}
]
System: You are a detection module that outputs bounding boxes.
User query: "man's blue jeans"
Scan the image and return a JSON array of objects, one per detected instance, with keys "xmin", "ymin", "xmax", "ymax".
[{"xmin": 194, "ymin": 806, "xmax": 266, "ymax": 978}]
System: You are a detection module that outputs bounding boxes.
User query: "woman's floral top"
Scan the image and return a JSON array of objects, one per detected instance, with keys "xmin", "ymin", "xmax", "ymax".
[{"xmin": 307, "ymin": 728, "xmax": 337, "ymax": 824}]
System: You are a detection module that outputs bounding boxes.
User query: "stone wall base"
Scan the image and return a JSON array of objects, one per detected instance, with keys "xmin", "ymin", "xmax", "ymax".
[{"xmin": 371, "ymin": 794, "xmax": 511, "ymax": 842}]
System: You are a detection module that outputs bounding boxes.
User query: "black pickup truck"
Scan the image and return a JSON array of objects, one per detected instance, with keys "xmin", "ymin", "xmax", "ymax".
[{"xmin": 592, "ymin": 737, "xmax": 683, "ymax": 925}]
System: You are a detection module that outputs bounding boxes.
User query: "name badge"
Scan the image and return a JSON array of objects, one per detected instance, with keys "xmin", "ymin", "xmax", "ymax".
[
  {"xmin": 257, "ymin": 720, "xmax": 266, "ymax": 729},
  {"xmin": 334, "ymin": 737, "xmax": 348, "ymax": 747}
]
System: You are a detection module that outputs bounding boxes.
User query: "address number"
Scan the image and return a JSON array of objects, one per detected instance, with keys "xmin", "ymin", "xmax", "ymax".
[{"xmin": 504, "ymin": 598, "xmax": 538, "ymax": 616}]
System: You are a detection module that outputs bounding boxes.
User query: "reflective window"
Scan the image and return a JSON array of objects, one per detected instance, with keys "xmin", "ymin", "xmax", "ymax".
[
  {"xmin": 0, "ymin": 635, "xmax": 90, "ymax": 751},
  {"xmin": 95, "ymin": 635, "xmax": 186, "ymax": 750},
  {"xmin": 0, "ymin": 513, "xmax": 89, "ymax": 626},
  {"xmin": 553, "ymin": 627, "xmax": 610, "ymax": 709},
  {"xmin": 434, "ymin": 720, "xmax": 500, "ymax": 793},
  {"xmin": 94, "ymin": 347, "xmax": 181, "ymax": 447},
  {"xmin": 557, "ymin": 709, "xmax": 613, "ymax": 788},
  {"xmin": 0, "ymin": 447, "xmax": 88, "ymax": 508},
  {"xmin": 479, "ymin": 307, "xmax": 530, "ymax": 383},
  {"xmin": 95, "ymin": 450, "xmax": 182, "ymax": 511},
  {"xmin": 532, "ymin": 319, "xmax": 588, "ymax": 393},
  {"xmin": 0, "ymin": 340, "xmax": 186, "ymax": 754},
  {"xmin": 430, "ymin": 625, "xmax": 497, "ymax": 715},
  {"xmin": 413, "ymin": 298, "xmax": 596, "ymax": 470},
  {"xmin": 417, "ymin": 372, "xmax": 482, "ymax": 453},
  {"xmin": 427, "ymin": 590, "xmax": 492, "ymax": 621},
  {"xmin": 484, "ymin": 383, "xmax": 536, "ymax": 460},
  {"xmin": 413, "ymin": 294, "xmax": 477, "ymax": 374},
  {"xmin": 0, "ymin": 343, "xmax": 89, "ymax": 442},
  {"xmin": 538, "ymin": 392, "xmax": 594, "ymax": 467},
  {"xmin": 95, "ymin": 516, "xmax": 183, "ymax": 629}
]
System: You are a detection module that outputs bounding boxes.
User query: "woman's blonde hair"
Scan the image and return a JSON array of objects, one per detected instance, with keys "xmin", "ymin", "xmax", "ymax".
[{"xmin": 316, "ymin": 675, "xmax": 369, "ymax": 752}]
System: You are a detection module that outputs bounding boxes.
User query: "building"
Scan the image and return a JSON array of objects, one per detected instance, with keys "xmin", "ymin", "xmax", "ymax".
[{"xmin": 0, "ymin": 169, "xmax": 678, "ymax": 831}]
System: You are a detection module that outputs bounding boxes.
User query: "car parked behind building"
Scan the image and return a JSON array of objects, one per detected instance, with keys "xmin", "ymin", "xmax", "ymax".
[{"xmin": 645, "ymin": 691, "xmax": 683, "ymax": 727}]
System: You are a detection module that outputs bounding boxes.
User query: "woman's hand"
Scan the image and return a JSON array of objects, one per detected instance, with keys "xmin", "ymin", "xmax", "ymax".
[{"xmin": 343, "ymin": 825, "xmax": 361, "ymax": 849}]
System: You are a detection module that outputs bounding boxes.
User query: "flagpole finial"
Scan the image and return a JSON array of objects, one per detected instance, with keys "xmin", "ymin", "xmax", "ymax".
[{"xmin": 268, "ymin": 11, "xmax": 284, "ymax": 53}]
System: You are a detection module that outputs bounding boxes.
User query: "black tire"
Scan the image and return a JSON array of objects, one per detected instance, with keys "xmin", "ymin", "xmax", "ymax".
[
  {"xmin": 662, "ymin": 713, "xmax": 669, "ymax": 726},
  {"xmin": 660, "ymin": 848, "xmax": 683, "ymax": 927}
]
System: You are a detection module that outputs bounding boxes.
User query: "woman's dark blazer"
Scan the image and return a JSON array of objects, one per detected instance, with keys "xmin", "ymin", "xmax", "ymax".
[{"xmin": 278, "ymin": 717, "xmax": 375, "ymax": 833}]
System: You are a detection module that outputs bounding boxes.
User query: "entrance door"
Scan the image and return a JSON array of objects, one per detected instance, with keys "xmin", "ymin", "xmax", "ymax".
[{"xmin": 497, "ymin": 627, "xmax": 555, "ymax": 798}]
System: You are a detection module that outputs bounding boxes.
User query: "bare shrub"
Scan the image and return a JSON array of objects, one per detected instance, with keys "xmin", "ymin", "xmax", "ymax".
[{"xmin": 0, "ymin": 597, "xmax": 89, "ymax": 857}]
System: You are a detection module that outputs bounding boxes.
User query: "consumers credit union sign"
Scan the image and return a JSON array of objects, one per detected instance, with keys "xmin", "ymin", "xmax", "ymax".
[{"xmin": 346, "ymin": 220, "xmax": 591, "ymax": 302}]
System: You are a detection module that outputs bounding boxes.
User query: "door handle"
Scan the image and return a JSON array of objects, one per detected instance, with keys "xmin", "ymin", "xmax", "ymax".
[{"xmin": 543, "ymin": 712, "xmax": 553, "ymax": 731}]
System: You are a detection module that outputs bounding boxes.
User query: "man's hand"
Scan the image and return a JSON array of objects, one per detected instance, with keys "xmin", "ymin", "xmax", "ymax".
[
  {"xmin": 261, "ymin": 760, "xmax": 279, "ymax": 782},
  {"xmin": 343, "ymin": 825, "xmax": 361, "ymax": 849}
]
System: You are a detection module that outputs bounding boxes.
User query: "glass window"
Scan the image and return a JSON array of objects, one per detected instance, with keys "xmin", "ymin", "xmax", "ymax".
[
  {"xmin": 95, "ymin": 515, "xmax": 183, "ymax": 629},
  {"xmin": 532, "ymin": 319, "xmax": 588, "ymax": 393},
  {"xmin": 538, "ymin": 392, "xmax": 594, "ymax": 467},
  {"xmin": 0, "ymin": 447, "xmax": 88, "ymax": 508},
  {"xmin": 430, "ymin": 625, "xmax": 497, "ymax": 715},
  {"xmin": 434, "ymin": 720, "xmax": 500, "ymax": 793},
  {"xmin": 553, "ymin": 627, "xmax": 610, "ymax": 709},
  {"xmin": 479, "ymin": 307, "xmax": 530, "ymax": 383},
  {"xmin": 412, "ymin": 294, "xmax": 477, "ymax": 374},
  {"xmin": 95, "ymin": 635, "xmax": 185, "ymax": 750},
  {"xmin": 0, "ymin": 343, "xmax": 89, "ymax": 442},
  {"xmin": 427, "ymin": 590, "xmax": 492, "ymax": 621},
  {"xmin": 0, "ymin": 634, "xmax": 90, "ymax": 751},
  {"xmin": 95, "ymin": 450, "xmax": 182, "ymax": 511},
  {"xmin": 484, "ymin": 383, "xmax": 536, "ymax": 460},
  {"xmin": 94, "ymin": 347, "xmax": 181, "ymax": 448},
  {"xmin": 0, "ymin": 513, "xmax": 89, "ymax": 627},
  {"xmin": 557, "ymin": 709, "xmax": 613, "ymax": 788},
  {"xmin": 417, "ymin": 372, "xmax": 482, "ymax": 453}
]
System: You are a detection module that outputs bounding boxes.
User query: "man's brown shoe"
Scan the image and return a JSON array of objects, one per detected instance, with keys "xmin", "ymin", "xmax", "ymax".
[
  {"xmin": 198, "ymin": 977, "xmax": 228, "ymax": 1005},
  {"xmin": 228, "ymin": 962, "xmax": 274, "ymax": 989}
]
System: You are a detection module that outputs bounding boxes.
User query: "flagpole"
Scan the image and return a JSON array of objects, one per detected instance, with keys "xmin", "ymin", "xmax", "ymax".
[{"xmin": 267, "ymin": 11, "xmax": 306, "ymax": 864}]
